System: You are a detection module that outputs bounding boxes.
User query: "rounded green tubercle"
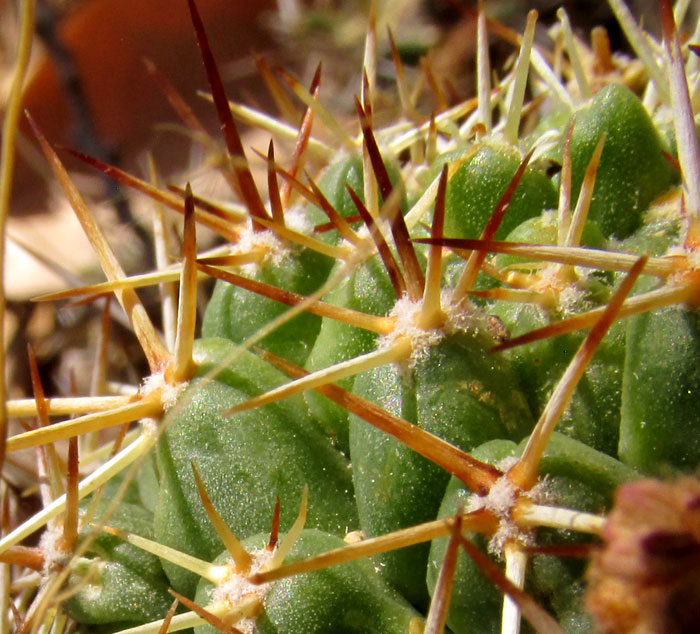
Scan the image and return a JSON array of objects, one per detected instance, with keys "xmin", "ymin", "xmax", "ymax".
[
  {"xmin": 494, "ymin": 302, "xmax": 626, "ymax": 457},
  {"xmin": 64, "ymin": 501, "xmax": 172, "ymax": 628},
  {"xmin": 620, "ymin": 305, "xmax": 700, "ymax": 474},
  {"xmin": 567, "ymin": 84, "xmax": 678, "ymax": 239},
  {"xmin": 304, "ymin": 255, "xmax": 400, "ymax": 452},
  {"xmin": 193, "ymin": 530, "xmax": 421, "ymax": 634},
  {"xmin": 350, "ymin": 329, "xmax": 534, "ymax": 608},
  {"xmin": 428, "ymin": 434, "xmax": 637, "ymax": 633},
  {"xmin": 202, "ymin": 247, "xmax": 331, "ymax": 367},
  {"xmin": 493, "ymin": 212, "xmax": 606, "ymax": 271},
  {"xmin": 443, "ymin": 141, "xmax": 558, "ymax": 242},
  {"xmin": 154, "ymin": 338, "xmax": 358, "ymax": 596},
  {"xmin": 303, "ymin": 154, "xmax": 366, "ymax": 244}
]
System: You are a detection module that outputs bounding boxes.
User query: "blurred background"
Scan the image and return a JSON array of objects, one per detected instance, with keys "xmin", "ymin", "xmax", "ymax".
[{"xmin": 0, "ymin": 0, "xmax": 695, "ymax": 409}]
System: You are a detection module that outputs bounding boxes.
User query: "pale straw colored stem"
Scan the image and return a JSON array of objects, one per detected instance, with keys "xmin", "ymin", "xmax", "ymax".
[{"xmin": 0, "ymin": 0, "xmax": 37, "ymax": 475}]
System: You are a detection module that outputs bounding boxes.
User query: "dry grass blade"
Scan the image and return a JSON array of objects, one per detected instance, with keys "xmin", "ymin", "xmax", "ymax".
[
  {"xmin": 27, "ymin": 120, "xmax": 169, "ymax": 371},
  {"xmin": 0, "ymin": 0, "xmax": 36, "ymax": 474}
]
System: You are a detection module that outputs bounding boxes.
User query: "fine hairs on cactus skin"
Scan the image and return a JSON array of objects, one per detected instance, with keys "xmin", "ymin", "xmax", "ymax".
[{"xmin": 2, "ymin": 1, "xmax": 700, "ymax": 634}]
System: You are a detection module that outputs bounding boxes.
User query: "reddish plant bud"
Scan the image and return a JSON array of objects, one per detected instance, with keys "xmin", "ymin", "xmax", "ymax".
[{"xmin": 587, "ymin": 477, "xmax": 700, "ymax": 634}]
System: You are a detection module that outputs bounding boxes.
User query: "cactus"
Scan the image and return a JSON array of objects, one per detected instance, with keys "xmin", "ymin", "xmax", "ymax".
[{"xmin": 1, "ymin": 0, "xmax": 700, "ymax": 633}]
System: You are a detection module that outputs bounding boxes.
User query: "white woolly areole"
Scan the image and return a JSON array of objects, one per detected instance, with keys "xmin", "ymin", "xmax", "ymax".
[
  {"xmin": 441, "ymin": 288, "xmax": 484, "ymax": 334},
  {"xmin": 496, "ymin": 456, "xmax": 519, "ymax": 473},
  {"xmin": 558, "ymin": 282, "xmax": 590, "ymax": 315},
  {"xmin": 530, "ymin": 263, "xmax": 592, "ymax": 315},
  {"xmin": 140, "ymin": 372, "xmax": 187, "ymax": 411},
  {"xmin": 232, "ymin": 222, "xmax": 291, "ymax": 276},
  {"xmin": 139, "ymin": 417, "xmax": 160, "ymax": 438},
  {"xmin": 377, "ymin": 290, "xmax": 482, "ymax": 369},
  {"xmin": 378, "ymin": 296, "xmax": 444, "ymax": 368},
  {"xmin": 467, "ymin": 459, "xmax": 550, "ymax": 556},
  {"xmin": 38, "ymin": 524, "xmax": 71, "ymax": 573},
  {"xmin": 284, "ymin": 205, "xmax": 314, "ymax": 236},
  {"xmin": 210, "ymin": 548, "xmax": 277, "ymax": 634}
]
